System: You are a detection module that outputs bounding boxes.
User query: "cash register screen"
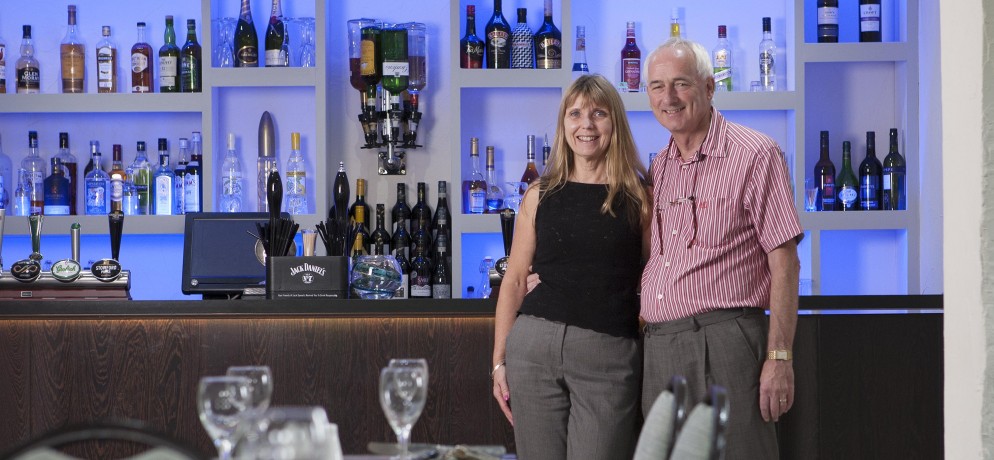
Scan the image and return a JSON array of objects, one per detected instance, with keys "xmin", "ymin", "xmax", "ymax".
[{"xmin": 181, "ymin": 212, "xmax": 269, "ymax": 298}]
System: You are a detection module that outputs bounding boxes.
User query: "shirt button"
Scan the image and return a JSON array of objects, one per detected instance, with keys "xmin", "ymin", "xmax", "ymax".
[
  {"xmin": 657, "ymin": 294, "xmax": 663, "ymax": 300},
  {"xmin": 664, "ymin": 261, "xmax": 671, "ymax": 267},
  {"xmin": 681, "ymin": 165, "xmax": 688, "ymax": 170},
  {"xmin": 671, "ymin": 229, "xmax": 678, "ymax": 235}
]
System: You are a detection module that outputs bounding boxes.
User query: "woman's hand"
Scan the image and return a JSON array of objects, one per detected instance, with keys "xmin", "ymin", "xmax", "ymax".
[{"xmin": 492, "ymin": 365, "xmax": 513, "ymax": 425}]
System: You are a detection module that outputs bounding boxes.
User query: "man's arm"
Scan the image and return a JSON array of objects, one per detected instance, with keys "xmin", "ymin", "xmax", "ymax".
[{"xmin": 759, "ymin": 237, "xmax": 800, "ymax": 422}]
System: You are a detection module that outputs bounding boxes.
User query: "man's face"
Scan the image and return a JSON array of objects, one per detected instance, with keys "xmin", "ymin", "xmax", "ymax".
[{"xmin": 646, "ymin": 47, "xmax": 715, "ymax": 139}]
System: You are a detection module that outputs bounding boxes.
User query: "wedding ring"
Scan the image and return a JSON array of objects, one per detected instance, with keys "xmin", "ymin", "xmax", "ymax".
[{"xmin": 779, "ymin": 397, "xmax": 787, "ymax": 403}]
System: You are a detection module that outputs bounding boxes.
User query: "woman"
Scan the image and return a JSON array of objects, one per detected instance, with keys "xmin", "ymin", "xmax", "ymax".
[{"xmin": 491, "ymin": 74, "xmax": 651, "ymax": 460}]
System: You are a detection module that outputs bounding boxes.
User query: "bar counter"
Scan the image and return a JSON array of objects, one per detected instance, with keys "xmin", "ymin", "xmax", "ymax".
[{"xmin": 0, "ymin": 295, "xmax": 942, "ymax": 459}]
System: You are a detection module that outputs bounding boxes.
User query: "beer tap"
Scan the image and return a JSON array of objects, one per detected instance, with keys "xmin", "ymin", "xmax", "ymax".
[
  {"xmin": 10, "ymin": 214, "xmax": 43, "ymax": 282},
  {"xmin": 92, "ymin": 213, "xmax": 124, "ymax": 282},
  {"xmin": 51, "ymin": 222, "xmax": 82, "ymax": 282}
]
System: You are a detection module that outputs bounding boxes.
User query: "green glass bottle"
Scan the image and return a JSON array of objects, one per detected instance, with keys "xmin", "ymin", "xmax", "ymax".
[
  {"xmin": 180, "ymin": 19, "xmax": 201, "ymax": 92},
  {"xmin": 264, "ymin": 0, "xmax": 288, "ymax": 67},
  {"xmin": 158, "ymin": 15, "xmax": 180, "ymax": 92},
  {"xmin": 836, "ymin": 140, "xmax": 858, "ymax": 211},
  {"xmin": 882, "ymin": 128, "xmax": 906, "ymax": 210},
  {"xmin": 380, "ymin": 26, "xmax": 409, "ymax": 95},
  {"xmin": 234, "ymin": 0, "xmax": 259, "ymax": 67}
]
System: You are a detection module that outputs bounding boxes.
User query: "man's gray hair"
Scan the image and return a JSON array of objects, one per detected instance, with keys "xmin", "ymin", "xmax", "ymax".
[{"xmin": 645, "ymin": 37, "xmax": 714, "ymax": 82}]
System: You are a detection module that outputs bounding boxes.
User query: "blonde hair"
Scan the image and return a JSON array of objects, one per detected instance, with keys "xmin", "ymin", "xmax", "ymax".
[{"xmin": 540, "ymin": 74, "xmax": 650, "ymax": 227}]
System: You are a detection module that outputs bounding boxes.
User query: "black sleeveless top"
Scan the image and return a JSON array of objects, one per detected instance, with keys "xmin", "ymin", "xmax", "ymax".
[{"xmin": 518, "ymin": 182, "xmax": 642, "ymax": 338}]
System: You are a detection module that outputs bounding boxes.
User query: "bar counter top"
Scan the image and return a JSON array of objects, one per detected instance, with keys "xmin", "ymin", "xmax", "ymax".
[{"xmin": 0, "ymin": 294, "xmax": 942, "ymax": 318}]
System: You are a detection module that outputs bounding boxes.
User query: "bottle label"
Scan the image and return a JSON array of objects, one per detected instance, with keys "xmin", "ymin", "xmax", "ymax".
[
  {"xmin": 410, "ymin": 272, "xmax": 432, "ymax": 297},
  {"xmin": 265, "ymin": 49, "xmax": 288, "ymax": 67},
  {"xmin": 222, "ymin": 175, "xmax": 241, "ymax": 195},
  {"xmin": 394, "ymin": 274, "xmax": 409, "ymax": 299},
  {"xmin": 488, "ymin": 30, "xmax": 509, "ymax": 50},
  {"xmin": 236, "ymin": 46, "xmax": 259, "ymax": 66},
  {"xmin": 820, "ymin": 178, "xmax": 836, "ymax": 210},
  {"xmin": 0, "ymin": 43, "xmax": 6, "ymax": 90},
  {"xmin": 432, "ymin": 284, "xmax": 451, "ymax": 299},
  {"xmin": 60, "ymin": 44, "xmax": 85, "ymax": 92},
  {"xmin": 110, "ymin": 176, "xmax": 124, "ymax": 203},
  {"xmin": 174, "ymin": 178, "xmax": 185, "ymax": 214},
  {"xmin": 44, "ymin": 205, "xmax": 70, "ymax": 215},
  {"xmin": 17, "ymin": 66, "xmax": 40, "ymax": 93},
  {"xmin": 461, "ymin": 42, "xmax": 483, "ymax": 68},
  {"xmin": 470, "ymin": 191, "xmax": 486, "ymax": 214},
  {"xmin": 132, "ymin": 53, "xmax": 148, "ymax": 72},
  {"xmin": 713, "ymin": 67, "xmax": 732, "ymax": 90},
  {"xmin": 97, "ymin": 47, "xmax": 116, "ymax": 89},
  {"xmin": 759, "ymin": 52, "xmax": 775, "ymax": 89},
  {"xmin": 286, "ymin": 171, "xmax": 306, "ymax": 195},
  {"xmin": 159, "ymin": 56, "xmax": 178, "ymax": 87},
  {"xmin": 536, "ymin": 38, "xmax": 562, "ymax": 69},
  {"xmin": 860, "ymin": 5, "xmax": 882, "ymax": 32},
  {"xmin": 184, "ymin": 174, "xmax": 200, "ymax": 212},
  {"xmin": 180, "ymin": 56, "xmax": 201, "ymax": 91},
  {"xmin": 839, "ymin": 186, "xmax": 857, "ymax": 208},
  {"xmin": 859, "ymin": 176, "xmax": 878, "ymax": 210},
  {"xmin": 382, "ymin": 61, "xmax": 409, "ymax": 78},
  {"xmin": 85, "ymin": 180, "xmax": 108, "ymax": 215},
  {"xmin": 154, "ymin": 176, "xmax": 173, "ymax": 215},
  {"xmin": 360, "ymin": 40, "xmax": 377, "ymax": 75},
  {"xmin": 818, "ymin": 7, "xmax": 839, "ymax": 25},
  {"xmin": 511, "ymin": 27, "xmax": 534, "ymax": 69},
  {"xmin": 713, "ymin": 49, "xmax": 729, "ymax": 68},
  {"xmin": 622, "ymin": 58, "xmax": 640, "ymax": 92}
]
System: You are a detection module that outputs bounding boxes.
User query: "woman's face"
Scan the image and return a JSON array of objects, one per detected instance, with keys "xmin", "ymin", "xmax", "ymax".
[{"xmin": 563, "ymin": 95, "xmax": 614, "ymax": 162}]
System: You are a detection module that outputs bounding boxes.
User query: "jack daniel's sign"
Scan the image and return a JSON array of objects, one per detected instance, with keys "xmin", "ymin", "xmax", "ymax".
[{"xmin": 267, "ymin": 256, "xmax": 349, "ymax": 299}]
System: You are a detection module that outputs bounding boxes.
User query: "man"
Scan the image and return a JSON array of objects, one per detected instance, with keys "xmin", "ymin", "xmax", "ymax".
[{"xmin": 640, "ymin": 37, "xmax": 802, "ymax": 459}]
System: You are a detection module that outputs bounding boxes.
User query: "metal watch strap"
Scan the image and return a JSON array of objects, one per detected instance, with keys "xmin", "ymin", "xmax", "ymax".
[{"xmin": 767, "ymin": 349, "xmax": 792, "ymax": 361}]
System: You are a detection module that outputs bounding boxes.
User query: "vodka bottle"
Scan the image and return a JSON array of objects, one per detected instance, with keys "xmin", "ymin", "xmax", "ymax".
[
  {"xmin": 285, "ymin": 132, "xmax": 307, "ymax": 214},
  {"xmin": 220, "ymin": 133, "xmax": 243, "ymax": 212}
]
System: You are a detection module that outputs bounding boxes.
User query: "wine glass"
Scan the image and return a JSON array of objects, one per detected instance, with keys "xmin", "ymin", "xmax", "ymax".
[
  {"xmin": 379, "ymin": 363, "xmax": 428, "ymax": 459},
  {"xmin": 226, "ymin": 365, "xmax": 273, "ymax": 415},
  {"xmin": 503, "ymin": 182, "xmax": 526, "ymax": 213},
  {"xmin": 197, "ymin": 375, "xmax": 253, "ymax": 460},
  {"xmin": 214, "ymin": 18, "xmax": 236, "ymax": 68},
  {"xmin": 298, "ymin": 18, "xmax": 316, "ymax": 68},
  {"xmin": 234, "ymin": 406, "xmax": 342, "ymax": 460}
]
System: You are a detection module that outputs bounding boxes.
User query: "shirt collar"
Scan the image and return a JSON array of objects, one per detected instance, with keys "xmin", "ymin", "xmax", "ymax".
[{"xmin": 661, "ymin": 107, "xmax": 728, "ymax": 161}]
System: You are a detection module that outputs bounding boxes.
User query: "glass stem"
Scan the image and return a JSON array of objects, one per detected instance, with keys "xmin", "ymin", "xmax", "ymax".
[
  {"xmin": 398, "ymin": 429, "xmax": 412, "ymax": 459},
  {"xmin": 216, "ymin": 437, "xmax": 235, "ymax": 460}
]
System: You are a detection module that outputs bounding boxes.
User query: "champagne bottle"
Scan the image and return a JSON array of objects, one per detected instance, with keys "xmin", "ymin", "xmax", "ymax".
[
  {"xmin": 836, "ymin": 141, "xmax": 858, "ymax": 211},
  {"xmin": 131, "ymin": 22, "xmax": 153, "ymax": 93},
  {"xmin": 882, "ymin": 128, "xmax": 906, "ymax": 211},
  {"xmin": 265, "ymin": 0, "xmax": 289, "ymax": 67},
  {"xmin": 158, "ymin": 16, "xmax": 180, "ymax": 93},
  {"xmin": 759, "ymin": 17, "xmax": 776, "ymax": 91},
  {"xmin": 96, "ymin": 26, "xmax": 118, "ymax": 93},
  {"xmin": 60, "ymin": 5, "xmax": 85, "ymax": 93},
  {"xmin": 859, "ymin": 0, "xmax": 882, "ymax": 42},
  {"xmin": 16, "ymin": 26, "xmax": 40, "ymax": 94},
  {"xmin": 109, "ymin": 144, "xmax": 126, "ymax": 214},
  {"xmin": 84, "ymin": 141, "xmax": 110, "ymax": 215},
  {"xmin": 391, "ymin": 183, "xmax": 411, "ymax": 236},
  {"xmin": 814, "ymin": 131, "xmax": 836, "ymax": 212},
  {"xmin": 818, "ymin": 0, "xmax": 840, "ymax": 43},
  {"xmin": 534, "ymin": 0, "xmax": 561, "ymax": 69},
  {"xmin": 349, "ymin": 178, "xmax": 370, "ymax": 229},
  {"xmin": 465, "ymin": 137, "xmax": 486, "ymax": 214},
  {"xmin": 460, "ymin": 5, "xmax": 484, "ymax": 68},
  {"xmin": 234, "ymin": 0, "xmax": 260, "ymax": 67},
  {"xmin": 485, "ymin": 0, "xmax": 511, "ymax": 69},
  {"xmin": 43, "ymin": 157, "xmax": 70, "ymax": 215},
  {"xmin": 180, "ymin": 20, "xmax": 202, "ymax": 92},
  {"xmin": 371, "ymin": 204, "xmax": 392, "ymax": 256},
  {"xmin": 485, "ymin": 146, "xmax": 504, "ymax": 213},
  {"xmin": 510, "ymin": 8, "xmax": 534, "ymax": 69},
  {"xmin": 55, "ymin": 132, "xmax": 78, "ymax": 215},
  {"xmin": 184, "ymin": 133, "xmax": 203, "ymax": 213},
  {"xmin": 712, "ymin": 25, "xmax": 733, "ymax": 92},
  {"xmin": 410, "ymin": 182, "xmax": 432, "ymax": 238},
  {"xmin": 519, "ymin": 134, "xmax": 540, "ymax": 194},
  {"xmin": 620, "ymin": 21, "xmax": 640, "ymax": 92},
  {"xmin": 858, "ymin": 131, "xmax": 882, "ymax": 211}
]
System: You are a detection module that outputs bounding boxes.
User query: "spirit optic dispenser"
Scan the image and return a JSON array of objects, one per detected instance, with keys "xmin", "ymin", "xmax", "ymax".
[{"xmin": 347, "ymin": 19, "xmax": 427, "ymax": 175}]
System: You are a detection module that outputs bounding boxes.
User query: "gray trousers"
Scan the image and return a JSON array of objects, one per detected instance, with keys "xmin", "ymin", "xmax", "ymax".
[
  {"xmin": 505, "ymin": 314, "xmax": 641, "ymax": 460},
  {"xmin": 643, "ymin": 308, "xmax": 779, "ymax": 460}
]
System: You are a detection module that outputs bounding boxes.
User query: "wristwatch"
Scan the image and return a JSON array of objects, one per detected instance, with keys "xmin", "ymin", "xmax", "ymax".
[{"xmin": 767, "ymin": 349, "xmax": 792, "ymax": 361}]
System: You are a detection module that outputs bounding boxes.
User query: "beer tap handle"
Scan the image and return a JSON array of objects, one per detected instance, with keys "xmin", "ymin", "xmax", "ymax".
[
  {"xmin": 500, "ymin": 208, "xmax": 516, "ymax": 257},
  {"xmin": 109, "ymin": 213, "xmax": 124, "ymax": 261},
  {"xmin": 70, "ymin": 223, "xmax": 80, "ymax": 263},
  {"xmin": 28, "ymin": 214, "xmax": 43, "ymax": 262}
]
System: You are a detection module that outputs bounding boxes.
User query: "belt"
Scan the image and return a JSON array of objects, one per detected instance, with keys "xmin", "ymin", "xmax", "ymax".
[{"xmin": 643, "ymin": 307, "xmax": 763, "ymax": 335}]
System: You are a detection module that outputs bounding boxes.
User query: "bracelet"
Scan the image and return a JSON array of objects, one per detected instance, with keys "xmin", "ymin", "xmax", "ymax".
[{"xmin": 490, "ymin": 361, "xmax": 506, "ymax": 379}]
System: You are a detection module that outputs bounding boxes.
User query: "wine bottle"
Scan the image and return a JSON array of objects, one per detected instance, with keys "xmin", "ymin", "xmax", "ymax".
[
  {"xmin": 16, "ymin": 26, "xmax": 40, "ymax": 94},
  {"xmin": 621, "ymin": 21, "xmax": 641, "ymax": 92},
  {"xmin": 234, "ymin": 0, "xmax": 260, "ymax": 67},
  {"xmin": 410, "ymin": 182, "xmax": 432, "ymax": 238},
  {"xmin": 519, "ymin": 135, "xmax": 540, "ymax": 194},
  {"xmin": 265, "ymin": 0, "xmax": 289, "ymax": 67},
  {"xmin": 180, "ymin": 20, "xmax": 202, "ymax": 93},
  {"xmin": 184, "ymin": 132, "xmax": 203, "ymax": 213},
  {"xmin": 350, "ymin": 231, "xmax": 369, "ymax": 266},
  {"xmin": 371, "ymin": 204, "xmax": 392, "ymax": 256},
  {"xmin": 485, "ymin": 0, "xmax": 511, "ymax": 69},
  {"xmin": 43, "ymin": 157, "xmax": 70, "ymax": 215},
  {"xmin": 510, "ymin": 8, "xmax": 534, "ymax": 69},
  {"xmin": 131, "ymin": 22, "xmax": 153, "ymax": 93},
  {"xmin": 109, "ymin": 144, "xmax": 126, "ymax": 214},
  {"xmin": 391, "ymin": 183, "xmax": 412, "ymax": 236},
  {"xmin": 859, "ymin": 0, "xmax": 882, "ymax": 42},
  {"xmin": 814, "ymin": 131, "xmax": 836, "ymax": 212},
  {"xmin": 431, "ymin": 181, "xmax": 451, "ymax": 246},
  {"xmin": 349, "ymin": 178, "xmax": 371, "ymax": 229},
  {"xmin": 836, "ymin": 141, "xmax": 858, "ymax": 211},
  {"xmin": 858, "ymin": 131, "xmax": 882, "ymax": 211},
  {"xmin": 534, "ymin": 0, "xmax": 561, "ymax": 69},
  {"xmin": 96, "ymin": 26, "xmax": 118, "ymax": 93},
  {"xmin": 152, "ymin": 139, "xmax": 174, "ymax": 216},
  {"xmin": 460, "ymin": 5, "xmax": 484, "ymax": 68},
  {"xmin": 465, "ymin": 137, "xmax": 487, "ymax": 214},
  {"xmin": 431, "ymin": 230, "xmax": 451, "ymax": 299},
  {"xmin": 485, "ymin": 146, "xmax": 504, "ymax": 213},
  {"xmin": 818, "ymin": 0, "xmax": 840, "ymax": 43},
  {"xmin": 759, "ymin": 17, "xmax": 776, "ymax": 91},
  {"xmin": 409, "ymin": 236, "xmax": 433, "ymax": 298},
  {"xmin": 712, "ymin": 25, "xmax": 733, "ymax": 92},
  {"xmin": 60, "ymin": 5, "xmax": 85, "ymax": 93},
  {"xmin": 353, "ymin": 205, "xmax": 371, "ymax": 254},
  {"xmin": 55, "ymin": 132, "xmax": 78, "ymax": 215},
  {"xmin": 391, "ymin": 217, "xmax": 411, "ymax": 299},
  {"xmin": 84, "ymin": 142, "xmax": 110, "ymax": 215},
  {"xmin": 158, "ymin": 16, "xmax": 180, "ymax": 93},
  {"xmin": 285, "ymin": 132, "xmax": 306, "ymax": 215},
  {"xmin": 572, "ymin": 26, "xmax": 589, "ymax": 78},
  {"xmin": 173, "ymin": 138, "xmax": 188, "ymax": 215},
  {"xmin": 882, "ymin": 128, "xmax": 906, "ymax": 211},
  {"xmin": 21, "ymin": 131, "xmax": 45, "ymax": 214}
]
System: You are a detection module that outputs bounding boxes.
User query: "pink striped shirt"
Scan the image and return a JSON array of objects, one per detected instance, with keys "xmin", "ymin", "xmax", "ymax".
[{"xmin": 640, "ymin": 108, "xmax": 803, "ymax": 322}]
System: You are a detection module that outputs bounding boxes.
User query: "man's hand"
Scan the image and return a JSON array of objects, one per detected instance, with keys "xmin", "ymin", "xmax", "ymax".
[{"xmin": 759, "ymin": 359, "xmax": 794, "ymax": 422}]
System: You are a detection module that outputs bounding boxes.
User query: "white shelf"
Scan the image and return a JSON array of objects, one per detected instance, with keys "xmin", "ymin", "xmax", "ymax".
[
  {"xmin": 456, "ymin": 213, "xmax": 501, "ymax": 233},
  {"xmin": 206, "ymin": 67, "xmax": 321, "ymax": 87},
  {"xmin": 799, "ymin": 211, "xmax": 913, "ymax": 231},
  {"xmin": 620, "ymin": 91, "xmax": 800, "ymax": 112},
  {"xmin": 454, "ymin": 69, "xmax": 571, "ymax": 88},
  {"xmin": 2, "ymin": 215, "xmax": 186, "ymax": 236},
  {"xmin": 0, "ymin": 93, "xmax": 207, "ymax": 113},
  {"xmin": 799, "ymin": 42, "xmax": 911, "ymax": 63}
]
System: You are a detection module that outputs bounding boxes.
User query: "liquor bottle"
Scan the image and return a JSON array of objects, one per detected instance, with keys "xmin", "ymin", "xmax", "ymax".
[
  {"xmin": 669, "ymin": 8, "xmax": 681, "ymax": 38},
  {"xmin": 391, "ymin": 218, "xmax": 411, "ymax": 299},
  {"xmin": 55, "ymin": 133, "xmax": 78, "ymax": 215},
  {"xmin": 16, "ymin": 26, "xmax": 40, "ymax": 94},
  {"xmin": 519, "ymin": 134, "xmax": 540, "ymax": 194},
  {"xmin": 858, "ymin": 131, "xmax": 883, "ymax": 211},
  {"xmin": 13, "ymin": 169, "xmax": 32, "ymax": 216},
  {"xmin": 380, "ymin": 26, "xmax": 408, "ymax": 96},
  {"xmin": 460, "ymin": 5, "xmax": 484, "ymax": 68},
  {"xmin": 349, "ymin": 178, "xmax": 371, "ymax": 229},
  {"xmin": 173, "ymin": 138, "xmax": 189, "ymax": 215},
  {"xmin": 391, "ymin": 183, "xmax": 412, "ymax": 236},
  {"xmin": 158, "ymin": 16, "xmax": 180, "ymax": 93},
  {"xmin": 572, "ymin": 26, "xmax": 589, "ymax": 78},
  {"xmin": 96, "ymin": 26, "xmax": 118, "ymax": 93},
  {"xmin": 0, "ymin": 175, "xmax": 7, "ymax": 209},
  {"xmin": 818, "ymin": 0, "xmax": 840, "ymax": 43},
  {"xmin": 122, "ymin": 166, "xmax": 138, "ymax": 215},
  {"xmin": 465, "ymin": 137, "xmax": 486, "ymax": 214},
  {"xmin": 184, "ymin": 132, "xmax": 203, "ymax": 213},
  {"xmin": 712, "ymin": 25, "xmax": 733, "ymax": 92},
  {"xmin": 409, "ymin": 236, "xmax": 433, "ymax": 298},
  {"xmin": 84, "ymin": 141, "xmax": 110, "ymax": 215},
  {"xmin": 234, "ymin": 0, "xmax": 260, "ymax": 67},
  {"xmin": 882, "ymin": 128, "xmax": 906, "ymax": 211},
  {"xmin": 542, "ymin": 133, "xmax": 551, "ymax": 170},
  {"xmin": 61, "ymin": 5, "xmax": 85, "ymax": 93},
  {"xmin": 353, "ymin": 205, "xmax": 371, "ymax": 254},
  {"xmin": 220, "ymin": 133, "xmax": 243, "ymax": 212},
  {"xmin": 621, "ymin": 21, "xmax": 641, "ymax": 92},
  {"xmin": 22, "ymin": 131, "xmax": 45, "ymax": 214},
  {"xmin": 265, "ymin": 0, "xmax": 289, "ymax": 67},
  {"xmin": 814, "ymin": 131, "xmax": 836, "ymax": 212},
  {"xmin": 109, "ymin": 144, "xmax": 126, "ymax": 214},
  {"xmin": 180, "ymin": 20, "xmax": 202, "ymax": 92},
  {"xmin": 410, "ymin": 182, "xmax": 432, "ymax": 237},
  {"xmin": 0, "ymin": 26, "xmax": 6, "ymax": 93},
  {"xmin": 485, "ymin": 146, "xmax": 504, "ymax": 213},
  {"xmin": 371, "ymin": 204, "xmax": 392, "ymax": 256},
  {"xmin": 836, "ymin": 141, "xmax": 858, "ymax": 211},
  {"xmin": 358, "ymin": 24, "xmax": 382, "ymax": 90},
  {"xmin": 431, "ymin": 230, "xmax": 451, "ymax": 299},
  {"xmin": 131, "ymin": 22, "xmax": 153, "ymax": 93},
  {"xmin": 131, "ymin": 141, "xmax": 151, "ymax": 214},
  {"xmin": 44, "ymin": 157, "xmax": 71, "ymax": 215},
  {"xmin": 431, "ymin": 181, "xmax": 451, "ymax": 246},
  {"xmin": 510, "ymin": 8, "xmax": 534, "ymax": 69},
  {"xmin": 152, "ymin": 139, "xmax": 174, "ymax": 215},
  {"xmin": 0, "ymin": 134, "xmax": 11, "ymax": 204},
  {"xmin": 534, "ymin": 0, "xmax": 561, "ymax": 69},
  {"xmin": 485, "ymin": 0, "xmax": 511, "ymax": 69},
  {"xmin": 859, "ymin": 0, "xmax": 882, "ymax": 42},
  {"xmin": 285, "ymin": 132, "xmax": 306, "ymax": 215},
  {"xmin": 257, "ymin": 112, "xmax": 278, "ymax": 213},
  {"xmin": 759, "ymin": 17, "xmax": 776, "ymax": 91}
]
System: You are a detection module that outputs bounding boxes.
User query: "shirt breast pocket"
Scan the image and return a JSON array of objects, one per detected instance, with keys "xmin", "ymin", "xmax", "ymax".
[{"xmin": 693, "ymin": 196, "xmax": 735, "ymax": 248}]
